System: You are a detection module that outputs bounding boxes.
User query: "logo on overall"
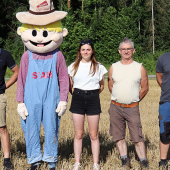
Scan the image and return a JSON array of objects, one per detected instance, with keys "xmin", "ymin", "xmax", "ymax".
[{"xmin": 32, "ymin": 71, "xmax": 52, "ymax": 79}]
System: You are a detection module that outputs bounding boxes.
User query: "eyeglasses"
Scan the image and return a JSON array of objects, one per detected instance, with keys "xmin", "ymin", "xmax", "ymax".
[
  {"xmin": 120, "ymin": 48, "xmax": 133, "ymax": 52},
  {"xmin": 80, "ymin": 40, "xmax": 93, "ymax": 45}
]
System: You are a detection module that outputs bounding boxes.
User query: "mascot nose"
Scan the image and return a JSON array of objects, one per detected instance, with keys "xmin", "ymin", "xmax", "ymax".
[{"xmin": 37, "ymin": 37, "xmax": 43, "ymax": 43}]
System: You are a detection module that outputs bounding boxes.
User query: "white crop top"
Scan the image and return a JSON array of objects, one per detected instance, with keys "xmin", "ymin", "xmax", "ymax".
[
  {"xmin": 68, "ymin": 61, "xmax": 107, "ymax": 90},
  {"xmin": 111, "ymin": 61, "xmax": 142, "ymax": 104}
]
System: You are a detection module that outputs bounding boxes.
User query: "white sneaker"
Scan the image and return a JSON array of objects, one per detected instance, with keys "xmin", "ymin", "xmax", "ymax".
[
  {"xmin": 73, "ymin": 163, "xmax": 81, "ymax": 170},
  {"xmin": 93, "ymin": 164, "xmax": 99, "ymax": 170}
]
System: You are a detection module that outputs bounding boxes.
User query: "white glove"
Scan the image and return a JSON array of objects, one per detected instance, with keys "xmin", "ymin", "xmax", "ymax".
[
  {"xmin": 56, "ymin": 101, "xmax": 67, "ymax": 116},
  {"xmin": 17, "ymin": 103, "xmax": 29, "ymax": 120}
]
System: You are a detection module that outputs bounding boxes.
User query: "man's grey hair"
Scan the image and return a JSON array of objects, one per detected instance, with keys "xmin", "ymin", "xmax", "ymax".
[{"xmin": 119, "ymin": 37, "xmax": 134, "ymax": 49}]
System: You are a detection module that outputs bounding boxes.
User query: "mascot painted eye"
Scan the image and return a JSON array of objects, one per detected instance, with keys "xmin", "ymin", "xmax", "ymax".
[
  {"xmin": 43, "ymin": 30, "xmax": 48, "ymax": 37},
  {"xmin": 32, "ymin": 30, "xmax": 37, "ymax": 37}
]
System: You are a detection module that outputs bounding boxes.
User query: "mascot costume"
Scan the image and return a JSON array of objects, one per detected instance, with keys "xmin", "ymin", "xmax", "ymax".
[{"xmin": 15, "ymin": 0, "xmax": 69, "ymax": 169}]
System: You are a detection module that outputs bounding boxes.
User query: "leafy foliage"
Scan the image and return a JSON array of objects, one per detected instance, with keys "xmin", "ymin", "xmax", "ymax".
[{"xmin": 1, "ymin": 0, "xmax": 170, "ymax": 74}]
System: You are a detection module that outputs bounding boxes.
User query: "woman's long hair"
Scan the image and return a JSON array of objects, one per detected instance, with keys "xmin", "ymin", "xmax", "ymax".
[{"xmin": 72, "ymin": 39, "xmax": 98, "ymax": 77}]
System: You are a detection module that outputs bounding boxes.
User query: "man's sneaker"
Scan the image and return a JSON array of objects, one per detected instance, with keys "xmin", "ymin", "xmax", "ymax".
[
  {"xmin": 159, "ymin": 160, "xmax": 168, "ymax": 170},
  {"xmin": 3, "ymin": 161, "xmax": 13, "ymax": 170},
  {"xmin": 73, "ymin": 163, "xmax": 81, "ymax": 170},
  {"xmin": 140, "ymin": 159, "xmax": 149, "ymax": 170},
  {"xmin": 27, "ymin": 165, "xmax": 38, "ymax": 170},
  {"xmin": 93, "ymin": 164, "xmax": 99, "ymax": 170},
  {"xmin": 49, "ymin": 168, "xmax": 55, "ymax": 170},
  {"xmin": 121, "ymin": 158, "xmax": 130, "ymax": 170}
]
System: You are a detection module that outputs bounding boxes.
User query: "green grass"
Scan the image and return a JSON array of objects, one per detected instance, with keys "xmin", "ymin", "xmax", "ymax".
[
  {"xmin": 5, "ymin": 67, "xmax": 13, "ymax": 78},
  {"xmin": 147, "ymin": 71, "xmax": 156, "ymax": 75},
  {"xmin": 103, "ymin": 63, "xmax": 111, "ymax": 77}
]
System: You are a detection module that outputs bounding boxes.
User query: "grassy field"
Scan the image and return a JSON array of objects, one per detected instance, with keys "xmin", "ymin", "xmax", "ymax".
[{"xmin": 0, "ymin": 80, "xmax": 165, "ymax": 169}]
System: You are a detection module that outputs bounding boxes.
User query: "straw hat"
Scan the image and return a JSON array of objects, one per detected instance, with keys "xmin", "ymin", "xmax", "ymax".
[{"xmin": 16, "ymin": 0, "xmax": 67, "ymax": 25}]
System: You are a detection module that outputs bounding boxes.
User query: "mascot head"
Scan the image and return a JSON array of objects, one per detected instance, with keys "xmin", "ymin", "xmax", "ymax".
[{"xmin": 16, "ymin": 0, "xmax": 68, "ymax": 53}]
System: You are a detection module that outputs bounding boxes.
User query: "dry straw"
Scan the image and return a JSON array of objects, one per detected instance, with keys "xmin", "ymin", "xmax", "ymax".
[{"xmin": 1, "ymin": 80, "xmax": 164, "ymax": 169}]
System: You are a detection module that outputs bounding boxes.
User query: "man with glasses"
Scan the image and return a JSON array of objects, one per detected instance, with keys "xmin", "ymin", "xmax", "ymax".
[
  {"xmin": 108, "ymin": 37, "xmax": 149, "ymax": 169},
  {"xmin": 156, "ymin": 51, "xmax": 170, "ymax": 169}
]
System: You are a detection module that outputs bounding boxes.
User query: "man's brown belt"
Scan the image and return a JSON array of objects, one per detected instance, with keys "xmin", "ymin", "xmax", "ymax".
[{"xmin": 111, "ymin": 100, "xmax": 139, "ymax": 108}]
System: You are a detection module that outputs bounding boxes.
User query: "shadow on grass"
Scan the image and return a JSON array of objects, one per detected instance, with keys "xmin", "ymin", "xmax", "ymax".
[
  {"xmin": 13, "ymin": 135, "xmax": 45, "ymax": 155},
  {"xmin": 15, "ymin": 139, "xmax": 26, "ymax": 154},
  {"xmin": 58, "ymin": 137, "xmax": 74, "ymax": 160},
  {"xmin": 10, "ymin": 133, "xmax": 155, "ymax": 163},
  {"xmin": 58, "ymin": 132, "xmax": 117, "ymax": 162},
  {"xmin": 58, "ymin": 133, "xmax": 156, "ymax": 163}
]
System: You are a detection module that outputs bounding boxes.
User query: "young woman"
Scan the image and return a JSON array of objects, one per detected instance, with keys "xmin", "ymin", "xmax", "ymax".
[{"xmin": 68, "ymin": 39, "xmax": 107, "ymax": 170}]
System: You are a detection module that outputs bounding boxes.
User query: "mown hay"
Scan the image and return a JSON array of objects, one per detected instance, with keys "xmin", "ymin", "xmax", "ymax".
[{"xmin": 0, "ymin": 80, "xmax": 164, "ymax": 169}]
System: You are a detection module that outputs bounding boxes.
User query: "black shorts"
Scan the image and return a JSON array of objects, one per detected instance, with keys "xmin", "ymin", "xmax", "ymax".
[{"xmin": 69, "ymin": 88, "xmax": 101, "ymax": 115}]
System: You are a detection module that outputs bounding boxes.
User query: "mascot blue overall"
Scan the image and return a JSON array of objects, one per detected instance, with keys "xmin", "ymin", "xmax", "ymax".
[{"xmin": 15, "ymin": 0, "xmax": 69, "ymax": 169}]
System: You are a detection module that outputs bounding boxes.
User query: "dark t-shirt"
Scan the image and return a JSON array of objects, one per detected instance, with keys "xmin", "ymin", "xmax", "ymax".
[
  {"xmin": 156, "ymin": 51, "xmax": 170, "ymax": 102},
  {"xmin": 0, "ymin": 49, "xmax": 16, "ymax": 94}
]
